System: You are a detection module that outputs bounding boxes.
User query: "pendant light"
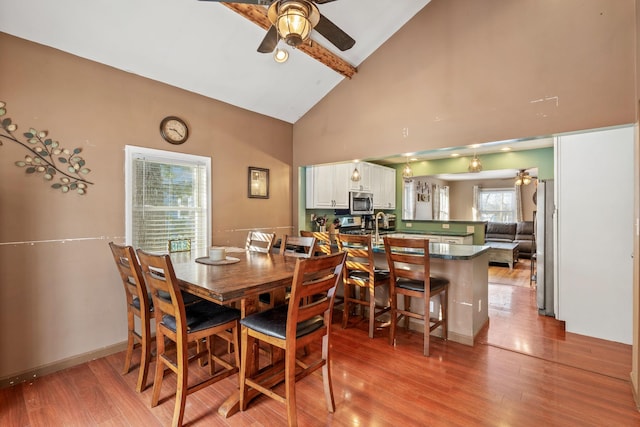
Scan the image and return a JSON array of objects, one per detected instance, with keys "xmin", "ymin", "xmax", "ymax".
[
  {"xmin": 350, "ymin": 163, "xmax": 361, "ymax": 182},
  {"xmin": 402, "ymin": 157, "xmax": 413, "ymax": 179},
  {"xmin": 468, "ymin": 151, "xmax": 482, "ymax": 173}
]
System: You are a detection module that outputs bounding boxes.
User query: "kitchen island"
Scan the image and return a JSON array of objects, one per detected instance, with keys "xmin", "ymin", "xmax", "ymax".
[{"xmin": 372, "ymin": 240, "xmax": 490, "ymax": 346}]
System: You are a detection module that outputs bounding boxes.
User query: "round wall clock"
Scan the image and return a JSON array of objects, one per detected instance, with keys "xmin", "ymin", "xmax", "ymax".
[{"xmin": 160, "ymin": 116, "xmax": 189, "ymax": 144}]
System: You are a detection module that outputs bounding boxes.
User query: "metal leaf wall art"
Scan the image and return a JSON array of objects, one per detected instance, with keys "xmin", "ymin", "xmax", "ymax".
[{"xmin": 0, "ymin": 101, "xmax": 93, "ymax": 195}]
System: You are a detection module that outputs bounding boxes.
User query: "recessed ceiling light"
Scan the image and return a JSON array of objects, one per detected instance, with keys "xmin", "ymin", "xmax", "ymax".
[
  {"xmin": 501, "ymin": 147, "xmax": 512, "ymax": 151},
  {"xmin": 450, "ymin": 153, "xmax": 460, "ymax": 157},
  {"xmin": 410, "ymin": 157, "xmax": 418, "ymax": 161}
]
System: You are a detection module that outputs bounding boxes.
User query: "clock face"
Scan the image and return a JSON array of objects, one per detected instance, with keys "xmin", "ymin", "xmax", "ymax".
[{"xmin": 160, "ymin": 116, "xmax": 189, "ymax": 144}]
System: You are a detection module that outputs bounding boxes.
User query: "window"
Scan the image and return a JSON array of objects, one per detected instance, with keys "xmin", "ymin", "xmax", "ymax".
[
  {"xmin": 434, "ymin": 185, "xmax": 449, "ymax": 220},
  {"xmin": 476, "ymin": 188, "xmax": 515, "ymax": 222},
  {"xmin": 125, "ymin": 146, "xmax": 211, "ymax": 252}
]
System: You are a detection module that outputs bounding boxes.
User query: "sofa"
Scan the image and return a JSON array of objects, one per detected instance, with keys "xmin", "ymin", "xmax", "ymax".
[{"xmin": 485, "ymin": 221, "xmax": 535, "ymax": 259}]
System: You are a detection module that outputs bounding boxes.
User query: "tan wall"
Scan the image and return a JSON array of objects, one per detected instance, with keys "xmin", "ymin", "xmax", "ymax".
[
  {"xmin": 293, "ymin": 0, "xmax": 636, "ymax": 167},
  {"xmin": 0, "ymin": 33, "xmax": 293, "ymax": 379}
]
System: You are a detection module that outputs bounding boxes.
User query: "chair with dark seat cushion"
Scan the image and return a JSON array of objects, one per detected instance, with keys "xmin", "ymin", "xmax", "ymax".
[
  {"xmin": 383, "ymin": 236, "xmax": 449, "ymax": 357},
  {"xmin": 108, "ymin": 242, "xmax": 154, "ymax": 392},
  {"xmin": 337, "ymin": 233, "xmax": 391, "ymax": 338},
  {"xmin": 300, "ymin": 230, "xmax": 334, "ymax": 256},
  {"xmin": 136, "ymin": 249, "xmax": 240, "ymax": 427},
  {"xmin": 239, "ymin": 251, "xmax": 347, "ymax": 427},
  {"xmin": 279, "ymin": 235, "xmax": 316, "ymax": 258}
]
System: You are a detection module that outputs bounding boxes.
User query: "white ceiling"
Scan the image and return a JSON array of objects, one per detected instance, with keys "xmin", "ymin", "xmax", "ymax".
[{"xmin": 0, "ymin": 0, "xmax": 430, "ymax": 124}]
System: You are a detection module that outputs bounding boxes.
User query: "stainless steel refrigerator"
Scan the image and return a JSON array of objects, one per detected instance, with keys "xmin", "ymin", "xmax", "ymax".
[{"xmin": 536, "ymin": 180, "xmax": 555, "ymax": 317}]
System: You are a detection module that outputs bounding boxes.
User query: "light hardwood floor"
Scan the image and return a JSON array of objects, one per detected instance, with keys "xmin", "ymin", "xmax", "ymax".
[{"xmin": 2, "ymin": 259, "xmax": 639, "ymax": 426}]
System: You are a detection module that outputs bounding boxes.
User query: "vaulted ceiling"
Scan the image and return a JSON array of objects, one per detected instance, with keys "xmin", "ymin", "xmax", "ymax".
[{"xmin": 0, "ymin": 0, "xmax": 430, "ymax": 123}]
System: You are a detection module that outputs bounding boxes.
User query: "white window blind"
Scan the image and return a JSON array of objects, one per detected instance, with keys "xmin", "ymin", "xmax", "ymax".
[
  {"xmin": 125, "ymin": 146, "xmax": 210, "ymax": 253},
  {"xmin": 477, "ymin": 188, "xmax": 515, "ymax": 223}
]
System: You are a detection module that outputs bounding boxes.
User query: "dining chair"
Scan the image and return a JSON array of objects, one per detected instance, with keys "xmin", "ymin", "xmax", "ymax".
[
  {"xmin": 300, "ymin": 230, "xmax": 333, "ymax": 256},
  {"xmin": 136, "ymin": 249, "xmax": 241, "ymax": 427},
  {"xmin": 279, "ymin": 234, "xmax": 316, "ymax": 258},
  {"xmin": 245, "ymin": 230, "xmax": 276, "ymax": 253},
  {"xmin": 108, "ymin": 242, "xmax": 154, "ymax": 393},
  {"xmin": 337, "ymin": 233, "xmax": 391, "ymax": 338},
  {"xmin": 383, "ymin": 236, "xmax": 449, "ymax": 356},
  {"xmin": 239, "ymin": 251, "xmax": 347, "ymax": 427}
]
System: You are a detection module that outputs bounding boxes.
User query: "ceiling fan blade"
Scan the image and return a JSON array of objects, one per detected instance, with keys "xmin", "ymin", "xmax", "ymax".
[
  {"xmin": 314, "ymin": 14, "xmax": 355, "ymax": 51},
  {"xmin": 314, "ymin": 0, "xmax": 340, "ymax": 4},
  {"xmin": 198, "ymin": 0, "xmax": 274, "ymax": 4},
  {"xmin": 257, "ymin": 26, "xmax": 280, "ymax": 53}
]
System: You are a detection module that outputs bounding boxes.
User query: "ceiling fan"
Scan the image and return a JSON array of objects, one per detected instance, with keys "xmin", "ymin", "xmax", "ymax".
[{"xmin": 199, "ymin": 0, "xmax": 356, "ymax": 53}]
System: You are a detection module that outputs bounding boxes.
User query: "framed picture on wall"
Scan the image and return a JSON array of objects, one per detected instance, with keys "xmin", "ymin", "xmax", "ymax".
[{"xmin": 248, "ymin": 166, "xmax": 269, "ymax": 199}]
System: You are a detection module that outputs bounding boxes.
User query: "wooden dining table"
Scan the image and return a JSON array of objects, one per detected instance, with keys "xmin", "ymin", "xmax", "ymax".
[{"xmin": 169, "ymin": 248, "xmax": 299, "ymax": 417}]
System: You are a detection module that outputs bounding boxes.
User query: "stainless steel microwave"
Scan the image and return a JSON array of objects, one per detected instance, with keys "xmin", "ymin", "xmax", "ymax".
[{"xmin": 349, "ymin": 191, "xmax": 373, "ymax": 215}]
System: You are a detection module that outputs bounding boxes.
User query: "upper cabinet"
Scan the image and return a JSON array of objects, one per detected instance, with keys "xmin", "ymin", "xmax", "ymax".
[
  {"xmin": 306, "ymin": 162, "xmax": 396, "ymax": 210},
  {"xmin": 372, "ymin": 164, "xmax": 396, "ymax": 209},
  {"xmin": 306, "ymin": 163, "xmax": 351, "ymax": 209}
]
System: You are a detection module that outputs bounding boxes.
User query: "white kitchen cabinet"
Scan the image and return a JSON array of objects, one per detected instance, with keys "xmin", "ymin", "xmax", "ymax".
[
  {"xmin": 307, "ymin": 162, "xmax": 396, "ymax": 209},
  {"xmin": 441, "ymin": 235, "xmax": 473, "ymax": 244},
  {"xmin": 372, "ymin": 164, "xmax": 396, "ymax": 209},
  {"xmin": 306, "ymin": 163, "xmax": 350, "ymax": 209}
]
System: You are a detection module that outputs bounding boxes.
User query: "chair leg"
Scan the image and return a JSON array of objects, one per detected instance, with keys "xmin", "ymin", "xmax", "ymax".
[
  {"xmin": 136, "ymin": 321, "xmax": 152, "ymax": 392},
  {"xmin": 403, "ymin": 295, "xmax": 412, "ymax": 331},
  {"xmin": 389, "ymin": 291, "xmax": 397, "ymax": 347},
  {"xmin": 341, "ymin": 284, "xmax": 351, "ymax": 329},
  {"xmin": 151, "ymin": 334, "xmax": 166, "ymax": 408},
  {"xmin": 285, "ymin": 342, "xmax": 298, "ymax": 427},
  {"xmin": 123, "ymin": 310, "xmax": 135, "ymax": 375},
  {"xmin": 440, "ymin": 288, "xmax": 448, "ymax": 340},
  {"xmin": 321, "ymin": 334, "xmax": 336, "ymax": 413},
  {"xmin": 368, "ymin": 285, "xmax": 376, "ymax": 338},
  {"xmin": 423, "ymin": 295, "xmax": 430, "ymax": 357},
  {"xmin": 239, "ymin": 327, "xmax": 254, "ymax": 411},
  {"xmin": 172, "ymin": 341, "xmax": 189, "ymax": 427}
]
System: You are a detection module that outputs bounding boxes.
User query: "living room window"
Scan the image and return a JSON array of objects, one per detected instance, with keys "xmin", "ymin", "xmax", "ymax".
[
  {"xmin": 476, "ymin": 187, "xmax": 515, "ymax": 223},
  {"xmin": 125, "ymin": 146, "xmax": 211, "ymax": 252}
]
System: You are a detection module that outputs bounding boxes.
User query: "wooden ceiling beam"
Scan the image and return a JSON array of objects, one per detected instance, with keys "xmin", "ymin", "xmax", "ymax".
[{"xmin": 222, "ymin": 3, "xmax": 357, "ymax": 79}]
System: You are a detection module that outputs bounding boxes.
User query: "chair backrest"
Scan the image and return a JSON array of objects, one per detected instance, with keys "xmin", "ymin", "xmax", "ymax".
[
  {"xmin": 280, "ymin": 235, "xmax": 316, "ymax": 258},
  {"xmin": 383, "ymin": 236, "xmax": 430, "ymax": 284},
  {"xmin": 300, "ymin": 230, "xmax": 333, "ymax": 255},
  {"xmin": 136, "ymin": 249, "xmax": 188, "ymax": 336},
  {"xmin": 336, "ymin": 233, "xmax": 375, "ymax": 278},
  {"xmin": 245, "ymin": 231, "xmax": 276, "ymax": 253},
  {"xmin": 286, "ymin": 251, "xmax": 347, "ymax": 340},
  {"xmin": 109, "ymin": 242, "xmax": 151, "ymax": 315}
]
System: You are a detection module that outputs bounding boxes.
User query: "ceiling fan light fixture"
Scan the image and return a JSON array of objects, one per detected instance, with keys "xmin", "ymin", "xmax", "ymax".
[
  {"xmin": 273, "ymin": 47, "xmax": 289, "ymax": 63},
  {"xmin": 269, "ymin": 1, "xmax": 320, "ymax": 48},
  {"xmin": 515, "ymin": 169, "xmax": 532, "ymax": 186}
]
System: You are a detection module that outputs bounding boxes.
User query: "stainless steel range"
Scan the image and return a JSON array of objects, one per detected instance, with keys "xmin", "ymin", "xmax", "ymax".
[{"xmin": 338, "ymin": 216, "xmax": 366, "ymax": 235}]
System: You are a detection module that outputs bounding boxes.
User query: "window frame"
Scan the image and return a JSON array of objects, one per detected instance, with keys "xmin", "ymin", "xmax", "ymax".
[
  {"xmin": 124, "ymin": 145, "xmax": 211, "ymax": 251},
  {"xmin": 477, "ymin": 187, "xmax": 516, "ymax": 223}
]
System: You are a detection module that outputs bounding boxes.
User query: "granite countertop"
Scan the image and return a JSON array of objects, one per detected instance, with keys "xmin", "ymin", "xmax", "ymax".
[
  {"xmin": 372, "ymin": 242, "xmax": 489, "ymax": 260},
  {"xmin": 394, "ymin": 230, "xmax": 475, "ymax": 237}
]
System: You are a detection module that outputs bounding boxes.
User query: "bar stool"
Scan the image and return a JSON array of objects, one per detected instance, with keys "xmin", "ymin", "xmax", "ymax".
[
  {"xmin": 383, "ymin": 236, "xmax": 449, "ymax": 357},
  {"xmin": 108, "ymin": 242, "xmax": 154, "ymax": 392}
]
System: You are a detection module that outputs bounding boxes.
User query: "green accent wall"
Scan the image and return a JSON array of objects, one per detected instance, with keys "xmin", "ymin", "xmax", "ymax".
[{"xmin": 302, "ymin": 147, "xmax": 553, "ymax": 243}]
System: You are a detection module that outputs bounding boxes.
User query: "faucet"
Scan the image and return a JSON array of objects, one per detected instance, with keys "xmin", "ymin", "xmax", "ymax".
[{"xmin": 374, "ymin": 212, "xmax": 385, "ymax": 245}]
